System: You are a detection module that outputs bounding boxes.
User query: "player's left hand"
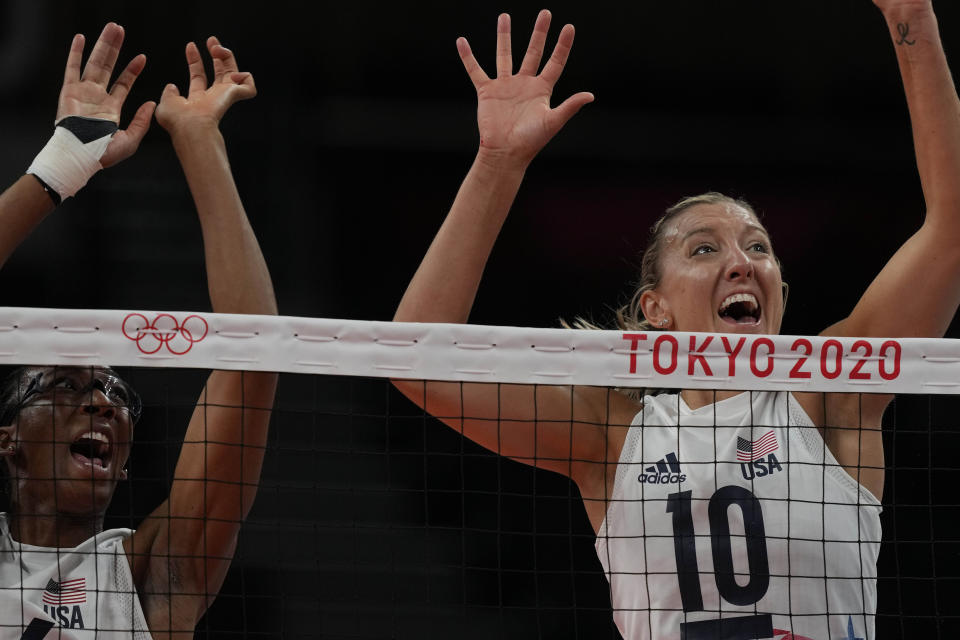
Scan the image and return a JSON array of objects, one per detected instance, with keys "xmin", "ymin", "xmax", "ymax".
[{"xmin": 155, "ymin": 37, "xmax": 256, "ymax": 138}]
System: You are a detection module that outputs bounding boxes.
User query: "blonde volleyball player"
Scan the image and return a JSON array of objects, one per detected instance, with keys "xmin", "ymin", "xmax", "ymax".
[
  {"xmin": 0, "ymin": 24, "xmax": 277, "ymax": 639},
  {"xmin": 394, "ymin": 1, "xmax": 960, "ymax": 638}
]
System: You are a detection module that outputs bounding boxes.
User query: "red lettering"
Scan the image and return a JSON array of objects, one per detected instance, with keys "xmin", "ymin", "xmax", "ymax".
[
  {"xmin": 720, "ymin": 336, "xmax": 746, "ymax": 376},
  {"xmin": 653, "ymin": 334, "xmax": 679, "ymax": 375},
  {"xmin": 849, "ymin": 340, "xmax": 873, "ymax": 380},
  {"xmin": 623, "ymin": 333, "xmax": 648, "ymax": 374},
  {"xmin": 687, "ymin": 336, "xmax": 714, "ymax": 376},
  {"xmin": 789, "ymin": 339, "xmax": 813, "ymax": 379},
  {"xmin": 749, "ymin": 338, "xmax": 775, "ymax": 377},
  {"xmin": 879, "ymin": 340, "xmax": 901, "ymax": 380},
  {"xmin": 821, "ymin": 339, "xmax": 843, "ymax": 379}
]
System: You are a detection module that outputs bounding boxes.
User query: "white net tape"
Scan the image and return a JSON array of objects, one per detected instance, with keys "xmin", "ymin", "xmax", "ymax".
[
  {"xmin": 0, "ymin": 306, "xmax": 952, "ymax": 394},
  {"xmin": 2, "ymin": 307, "xmax": 960, "ymax": 638}
]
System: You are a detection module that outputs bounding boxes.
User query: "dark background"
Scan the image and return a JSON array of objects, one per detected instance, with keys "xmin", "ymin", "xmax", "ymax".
[{"xmin": 2, "ymin": 0, "xmax": 959, "ymax": 637}]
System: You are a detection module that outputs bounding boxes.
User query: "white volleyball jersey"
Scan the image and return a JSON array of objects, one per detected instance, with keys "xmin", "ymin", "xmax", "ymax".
[
  {"xmin": 595, "ymin": 391, "xmax": 881, "ymax": 640},
  {"xmin": 0, "ymin": 514, "xmax": 151, "ymax": 640}
]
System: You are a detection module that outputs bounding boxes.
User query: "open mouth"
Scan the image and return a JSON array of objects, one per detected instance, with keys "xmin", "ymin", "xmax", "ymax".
[
  {"xmin": 718, "ymin": 293, "xmax": 762, "ymax": 326},
  {"xmin": 69, "ymin": 431, "xmax": 112, "ymax": 472}
]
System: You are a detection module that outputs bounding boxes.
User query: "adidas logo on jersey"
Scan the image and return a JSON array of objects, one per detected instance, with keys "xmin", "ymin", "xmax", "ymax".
[{"xmin": 638, "ymin": 452, "xmax": 687, "ymax": 484}]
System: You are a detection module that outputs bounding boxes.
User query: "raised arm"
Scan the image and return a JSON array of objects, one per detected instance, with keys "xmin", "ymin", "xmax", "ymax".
[
  {"xmin": 124, "ymin": 38, "xmax": 278, "ymax": 633},
  {"xmin": 392, "ymin": 12, "xmax": 634, "ymax": 534},
  {"xmin": 394, "ymin": 10, "xmax": 593, "ymax": 323},
  {"xmin": 828, "ymin": 0, "xmax": 960, "ymax": 340},
  {"xmin": 796, "ymin": 0, "xmax": 960, "ymax": 499},
  {"xmin": 0, "ymin": 23, "xmax": 153, "ymax": 269}
]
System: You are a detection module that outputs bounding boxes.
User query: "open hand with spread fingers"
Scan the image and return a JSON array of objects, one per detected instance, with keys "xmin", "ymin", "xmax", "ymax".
[
  {"xmin": 57, "ymin": 22, "xmax": 156, "ymax": 168},
  {"xmin": 155, "ymin": 37, "xmax": 257, "ymax": 140},
  {"xmin": 461, "ymin": 9, "xmax": 594, "ymax": 168}
]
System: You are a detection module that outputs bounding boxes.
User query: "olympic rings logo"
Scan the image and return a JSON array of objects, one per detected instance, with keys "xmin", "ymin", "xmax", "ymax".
[{"xmin": 122, "ymin": 313, "xmax": 209, "ymax": 355}]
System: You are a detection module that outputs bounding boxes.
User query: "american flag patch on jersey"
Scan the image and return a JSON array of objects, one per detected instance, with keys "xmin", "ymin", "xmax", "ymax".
[
  {"xmin": 42, "ymin": 577, "xmax": 86, "ymax": 605},
  {"xmin": 736, "ymin": 430, "xmax": 778, "ymax": 462}
]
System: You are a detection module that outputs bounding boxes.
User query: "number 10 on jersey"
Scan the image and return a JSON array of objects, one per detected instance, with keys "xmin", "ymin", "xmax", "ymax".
[{"xmin": 666, "ymin": 486, "xmax": 775, "ymax": 640}]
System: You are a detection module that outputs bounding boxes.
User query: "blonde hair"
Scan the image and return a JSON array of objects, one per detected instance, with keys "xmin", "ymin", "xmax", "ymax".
[{"xmin": 563, "ymin": 192, "xmax": 764, "ymax": 331}]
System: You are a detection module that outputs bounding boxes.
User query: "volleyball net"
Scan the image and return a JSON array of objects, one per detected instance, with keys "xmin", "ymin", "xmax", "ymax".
[{"xmin": 0, "ymin": 307, "xmax": 958, "ymax": 639}]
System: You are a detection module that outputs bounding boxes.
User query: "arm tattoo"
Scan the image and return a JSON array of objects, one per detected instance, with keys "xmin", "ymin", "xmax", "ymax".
[{"xmin": 896, "ymin": 23, "xmax": 916, "ymax": 46}]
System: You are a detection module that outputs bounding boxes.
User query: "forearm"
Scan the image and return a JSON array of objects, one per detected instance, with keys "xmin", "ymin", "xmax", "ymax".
[
  {"xmin": 169, "ymin": 124, "xmax": 276, "ymax": 511},
  {"xmin": 0, "ymin": 176, "xmax": 56, "ymax": 269},
  {"xmin": 173, "ymin": 373, "xmax": 274, "ymax": 517},
  {"xmin": 170, "ymin": 124, "xmax": 277, "ymax": 316},
  {"xmin": 882, "ymin": 4, "xmax": 960, "ymax": 217},
  {"xmin": 394, "ymin": 151, "xmax": 527, "ymax": 323}
]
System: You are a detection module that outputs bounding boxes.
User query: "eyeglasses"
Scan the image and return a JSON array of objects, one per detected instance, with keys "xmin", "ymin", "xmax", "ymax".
[{"xmin": 13, "ymin": 367, "xmax": 142, "ymax": 422}]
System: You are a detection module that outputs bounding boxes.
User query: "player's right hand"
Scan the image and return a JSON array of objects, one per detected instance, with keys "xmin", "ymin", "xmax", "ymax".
[
  {"xmin": 461, "ymin": 10, "xmax": 594, "ymax": 169},
  {"xmin": 57, "ymin": 23, "xmax": 156, "ymax": 168}
]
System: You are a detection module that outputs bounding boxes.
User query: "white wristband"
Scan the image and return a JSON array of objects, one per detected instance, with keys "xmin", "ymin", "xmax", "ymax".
[{"xmin": 26, "ymin": 116, "xmax": 118, "ymax": 202}]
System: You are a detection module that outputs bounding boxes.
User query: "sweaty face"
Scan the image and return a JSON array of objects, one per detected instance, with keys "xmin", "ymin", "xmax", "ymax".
[
  {"xmin": 1, "ymin": 366, "xmax": 136, "ymax": 514},
  {"xmin": 641, "ymin": 203, "xmax": 784, "ymax": 335}
]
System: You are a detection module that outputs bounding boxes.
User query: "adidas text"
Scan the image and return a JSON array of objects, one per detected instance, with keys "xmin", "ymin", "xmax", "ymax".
[{"xmin": 638, "ymin": 472, "xmax": 687, "ymax": 484}]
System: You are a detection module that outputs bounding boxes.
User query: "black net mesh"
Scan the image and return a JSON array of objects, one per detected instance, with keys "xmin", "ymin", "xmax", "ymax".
[{"xmin": 1, "ymin": 365, "xmax": 958, "ymax": 639}]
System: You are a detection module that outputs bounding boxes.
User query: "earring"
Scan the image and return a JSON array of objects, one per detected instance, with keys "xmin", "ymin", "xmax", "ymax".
[{"xmin": 659, "ymin": 318, "xmax": 669, "ymax": 327}]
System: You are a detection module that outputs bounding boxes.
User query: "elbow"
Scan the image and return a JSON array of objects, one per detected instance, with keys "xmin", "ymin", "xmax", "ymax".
[{"xmin": 390, "ymin": 378, "xmax": 427, "ymax": 407}]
